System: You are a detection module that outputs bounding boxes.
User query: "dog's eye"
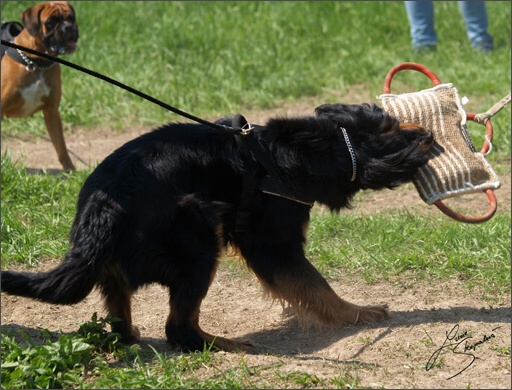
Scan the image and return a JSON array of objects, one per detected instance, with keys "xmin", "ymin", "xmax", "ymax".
[{"xmin": 45, "ymin": 17, "xmax": 57, "ymax": 29}]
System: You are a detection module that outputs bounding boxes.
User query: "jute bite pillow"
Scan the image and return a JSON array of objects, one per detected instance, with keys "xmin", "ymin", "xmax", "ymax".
[{"xmin": 379, "ymin": 83, "xmax": 501, "ymax": 205}]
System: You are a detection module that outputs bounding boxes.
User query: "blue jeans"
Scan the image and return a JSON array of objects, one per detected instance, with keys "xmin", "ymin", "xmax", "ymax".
[{"xmin": 404, "ymin": 1, "xmax": 494, "ymax": 50}]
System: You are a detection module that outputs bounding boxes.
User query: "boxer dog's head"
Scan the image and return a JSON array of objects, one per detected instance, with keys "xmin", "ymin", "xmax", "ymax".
[{"xmin": 21, "ymin": 1, "xmax": 79, "ymax": 55}]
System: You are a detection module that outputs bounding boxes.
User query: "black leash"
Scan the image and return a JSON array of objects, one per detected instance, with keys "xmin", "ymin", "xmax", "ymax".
[
  {"xmin": 0, "ymin": 40, "xmax": 248, "ymax": 134},
  {"xmin": 1, "ymin": 40, "xmax": 314, "ymax": 219}
]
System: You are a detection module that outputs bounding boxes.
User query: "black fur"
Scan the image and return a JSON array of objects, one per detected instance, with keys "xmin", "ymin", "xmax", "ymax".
[{"xmin": 1, "ymin": 103, "xmax": 433, "ymax": 351}]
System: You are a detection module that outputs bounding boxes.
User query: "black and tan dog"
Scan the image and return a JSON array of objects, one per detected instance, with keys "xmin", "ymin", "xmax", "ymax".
[
  {"xmin": 1, "ymin": 1, "xmax": 79, "ymax": 171},
  {"xmin": 1, "ymin": 104, "xmax": 433, "ymax": 351}
]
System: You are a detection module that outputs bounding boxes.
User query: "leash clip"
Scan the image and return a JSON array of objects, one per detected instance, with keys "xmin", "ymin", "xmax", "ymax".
[{"xmin": 240, "ymin": 122, "xmax": 254, "ymax": 135}]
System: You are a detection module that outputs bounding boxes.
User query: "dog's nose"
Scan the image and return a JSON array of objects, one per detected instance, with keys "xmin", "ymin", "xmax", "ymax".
[{"xmin": 61, "ymin": 21, "xmax": 74, "ymax": 33}]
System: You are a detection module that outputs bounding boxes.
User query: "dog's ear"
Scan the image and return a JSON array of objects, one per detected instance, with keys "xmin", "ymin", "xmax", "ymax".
[
  {"xmin": 69, "ymin": 3, "xmax": 77, "ymax": 17},
  {"xmin": 21, "ymin": 3, "xmax": 44, "ymax": 37},
  {"xmin": 399, "ymin": 122, "xmax": 426, "ymax": 131},
  {"xmin": 399, "ymin": 123, "xmax": 434, "ymax": 154},
  {"xmin": 314, "ymin": 103, "xmax": 342, "ymax": 117}
]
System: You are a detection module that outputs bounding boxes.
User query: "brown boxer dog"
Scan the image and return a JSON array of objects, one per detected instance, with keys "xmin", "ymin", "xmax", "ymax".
[{"xmin": 1, "ymin": 1, "xmax": 79, "ymax": 171}]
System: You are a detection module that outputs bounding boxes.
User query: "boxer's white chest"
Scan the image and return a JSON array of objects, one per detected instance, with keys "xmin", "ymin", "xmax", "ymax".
[{"xmin": 19, "ymin": 74, "xmax": 51, "ymax": 116}]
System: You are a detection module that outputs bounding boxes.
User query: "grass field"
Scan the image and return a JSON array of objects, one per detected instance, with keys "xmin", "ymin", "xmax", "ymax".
[
  {"xmin": 1, "ymin": 2, "xmax": 510, "ymax": 388},
  {"xmin": 1, "ymin": 2, "xmax": 510, "ymax": 153}
]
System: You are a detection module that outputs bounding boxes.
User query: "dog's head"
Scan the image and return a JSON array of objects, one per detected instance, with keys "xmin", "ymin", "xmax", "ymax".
[
  {"xmin": 21, "ymin": 1, "xmax": 79, "ymax": 55},
  {"xmin": 315, "ymin": 103, "xmax": 433, "ymax": 190}
]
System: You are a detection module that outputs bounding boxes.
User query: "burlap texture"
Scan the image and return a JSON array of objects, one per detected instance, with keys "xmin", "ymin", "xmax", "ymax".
[{"xmin": 379, "ymin": 83, "xmax": 500, "ymax": 205}]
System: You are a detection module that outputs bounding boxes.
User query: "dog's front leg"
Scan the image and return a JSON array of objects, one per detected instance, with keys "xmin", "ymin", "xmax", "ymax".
[
  {"xmin": 241, "ymin": 240, "xmax": 389, "ymax": 328},
  {"xmin": 42, "ymin": 105, "xmax": 75, "ymax": 171}
]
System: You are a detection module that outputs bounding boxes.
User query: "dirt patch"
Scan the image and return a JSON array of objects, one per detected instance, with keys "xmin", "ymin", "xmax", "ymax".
[
  {"xmin": 1, "ymin": 99, "xmax": 511, "ymax": 388},
  {"xmin": 2, "ymin": 264, "xmax": 510, "ymax": 388}
]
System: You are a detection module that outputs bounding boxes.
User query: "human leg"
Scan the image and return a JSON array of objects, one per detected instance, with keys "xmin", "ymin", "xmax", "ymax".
[
  {"xmin": 404, "ymin": 1, "xmax": 438, "ymax": 52},
  {"xmin": 458, "ymin": 1, "xmax": 494, "ymax": 52}
]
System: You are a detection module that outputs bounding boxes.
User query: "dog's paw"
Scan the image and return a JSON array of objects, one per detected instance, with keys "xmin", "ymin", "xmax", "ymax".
[
  {"xmin": 213, "ymin": 337, "xmax": 257, "ymax": 353},
  {"xmin": 131, "ymin": 325, "xmax": 141, "ymax": 339},
  {"xmin": 354, "ymin": 304, "xmax": 390, "ymax": 325},
  {"xmin": 119, "ymin": 325, "xmax": 141, "ymax": 344}
]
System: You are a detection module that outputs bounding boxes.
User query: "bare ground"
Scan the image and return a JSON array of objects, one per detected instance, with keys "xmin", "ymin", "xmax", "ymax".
[{"xmin": 1, "ymin": 99, "xmax": 511, "ymax": 388}]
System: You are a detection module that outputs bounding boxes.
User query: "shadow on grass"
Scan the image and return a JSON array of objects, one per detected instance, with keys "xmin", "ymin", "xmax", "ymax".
[{"xmin": 2, "ymin": 305, "xmax": 510, "ymax": 359}]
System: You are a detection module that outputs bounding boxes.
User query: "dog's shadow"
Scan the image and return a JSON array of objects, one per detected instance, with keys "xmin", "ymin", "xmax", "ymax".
[
  {"xmin": 2, "ymin": 305, "xmax": 509, "ymax": 365},
  {"xmin": 237, "ymin": 305, "xmax": 510, "ymax": 356},
  {"xmin": 85, "ymin": 306, "xmax": 512, "ymax": 357}
]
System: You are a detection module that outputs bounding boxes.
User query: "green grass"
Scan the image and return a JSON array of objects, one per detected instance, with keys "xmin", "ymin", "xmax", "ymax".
[
  {"xmin": 1, "ymin": 1, "xmax": 510, "ymax": 161},
  {"xmin": 1, "ymin": 314, "xmax": 126, "ymax": 389},
  {"xmin": 1, "ymin": 152, "xmax": 88, "ymax": 267},
  {"xmin": 307, "ymin": 209, "xmax": 510, "ymax": 294},
  {"xmin": 1, "ymin": 2, "xmax": 510, "ymax": 388}
]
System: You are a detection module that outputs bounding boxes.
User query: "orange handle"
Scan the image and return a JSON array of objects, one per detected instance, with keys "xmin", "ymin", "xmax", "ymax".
[
  {"xmin": 383, "ymin": 63, "xmax": 497, "ymax": 223},
  {"xmin": 383, "ymin": 62, "xmax": 442, "ymax": 93}
]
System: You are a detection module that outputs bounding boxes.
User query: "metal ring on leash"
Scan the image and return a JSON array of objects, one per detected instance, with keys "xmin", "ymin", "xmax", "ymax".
[{"xmin": 383, "ymin": 62, "xmax": 497, "ymax": 224}]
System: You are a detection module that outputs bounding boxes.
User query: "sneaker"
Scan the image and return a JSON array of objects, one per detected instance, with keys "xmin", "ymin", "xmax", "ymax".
[{"xmin": 472, "ymin": 39, "xmax": 494, "ymax": 54}]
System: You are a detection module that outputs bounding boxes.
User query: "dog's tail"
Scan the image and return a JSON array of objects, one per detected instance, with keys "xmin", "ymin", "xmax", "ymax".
[{"xmin": 1, "ymin": 191, "xmax": 120, "ymax": 304}]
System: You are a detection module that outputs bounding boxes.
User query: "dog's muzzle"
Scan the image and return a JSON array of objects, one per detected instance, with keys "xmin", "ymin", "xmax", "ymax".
[{"xmin": 45, "ymin": 21, "xmax": 79, "ymax": 55}]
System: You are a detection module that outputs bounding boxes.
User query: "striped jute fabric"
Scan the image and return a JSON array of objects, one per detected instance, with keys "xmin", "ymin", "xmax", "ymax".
[{"xmin": 379, "ymin": 83, "xmax": 500, "ymax": 205}]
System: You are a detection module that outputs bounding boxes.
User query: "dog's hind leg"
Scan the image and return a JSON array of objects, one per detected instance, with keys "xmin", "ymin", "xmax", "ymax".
[
  {"xmin": 164, "ymin": 269, "xmax": 213, "ymax": 351},
  {"xmin": 165, "ymin": 280, "xmax": 254, "ymax": 352},
  {"xmin": 243, "ymin": 243, "xmax": 389, "ymax": 329},
  {"xmin": 164, "ymin": 195, "xmax": 253, "ymax": 352},
  {"xmin": 99, "ymin": 271, "xmax": 140, "ymax": 343},
  {"xmin": 163, "ymin": 246, "xmax": 256, "ymax": 351}
]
